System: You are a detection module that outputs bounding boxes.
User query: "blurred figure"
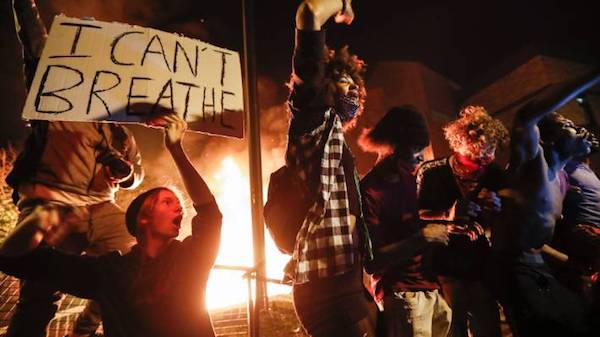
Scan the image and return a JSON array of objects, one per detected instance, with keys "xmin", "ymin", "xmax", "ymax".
[
  {"xmin": 554, "ymin": 146, "xmax": 600, "ymax": 334},
  {"xmin": 552, "ymin": 128, "xmax": 600, "ymax": 295},
  {"xmin": 360, "ymin": 106, "xmax": 452, "ymax": 337},
  {"xmin": 6, "ymin": 1, "xmax": 143, "ymax": 336},
  {"xmin": 417, "ymin": 106, "xmax": 508, "ymax": 337},
  {"xmin": 489, "ymin": 74, "xmax": 600, "ymax": 337}
]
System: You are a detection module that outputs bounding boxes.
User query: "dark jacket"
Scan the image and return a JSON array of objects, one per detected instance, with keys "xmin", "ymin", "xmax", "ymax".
[{"xmin": 0, "ymin": 201, "xmax": 222, "ymax": 337}]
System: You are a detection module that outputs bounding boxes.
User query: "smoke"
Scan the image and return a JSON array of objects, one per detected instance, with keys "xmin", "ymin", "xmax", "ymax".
[
  {"xmin": 36, "ymin": 0, "xmax": 229, "ymax": 44},
  {"xmin": 116, "ymin": 74, "xmax": 290, "ymax": 209}
]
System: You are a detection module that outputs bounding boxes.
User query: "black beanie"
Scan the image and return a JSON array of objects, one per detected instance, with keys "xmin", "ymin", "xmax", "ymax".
[
  {"xmin": 125, "ymin": 187, "xmax": 167, "ymax": 236},
  {"xmin": 368, "ymin": 106, "xmax": 430, "ymax": 149}
]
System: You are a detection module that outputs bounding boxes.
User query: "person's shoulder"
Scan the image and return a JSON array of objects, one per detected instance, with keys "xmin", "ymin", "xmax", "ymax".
[
  {"xmin": 190, "ymin": 200, "xmax": 223, "ymax": 235},
  {"xmin": 420, "ymin": 158, "xmax": 448, "ymax": 172},
  {"xmin": 417, "ymin": 158, "xmax": 448, "ymax": 179},
  {"xmin": 564, "ymin": 160, "xmax": 589, "ymax": 175},
  {"xmin": 192, "ymin": 200, "xmax": 223, "ymax": 221},
  {"xmin": 361, "ymin": 165, "xmax": 382, "ymax": 184},
  {"xmin": 361, "ymin": 161, "xmax": 392, "ymax": 189},
  {"xmin": 289, "ymin": 107, "xmax": 334, "ymax": 137}
]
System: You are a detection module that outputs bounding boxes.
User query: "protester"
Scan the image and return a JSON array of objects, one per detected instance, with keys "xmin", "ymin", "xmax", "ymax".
[
  {"xmin": 555, "ymin": 149, "xmax": 600, "ymax": 334},
  {"xmin": 6, "ymin": 1, "xmax": 144, "ymax": 336},
  {"xmin": 551, "ymin": 129, "xmax": 599, "ymax": 293},
  {"xmin": 360, "ymin": 106, "xmax": 452, "ymax": 337},
  {"xmin": 0, "ymin": 114, "xmax": 222, "ymax": 337},
  {"xmin": 417, "ymin": 105, "xmax": 507, "ymax": 337},
  {"xmin": 282, "ymin": 0, "xmax": 377, "ymax": 335},
  {"xmin": 489, "ymin": 73, "xmax": 600, "ymax": 337}
]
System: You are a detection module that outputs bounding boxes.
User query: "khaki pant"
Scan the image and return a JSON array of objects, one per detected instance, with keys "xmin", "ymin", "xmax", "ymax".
[
  {"xmin": 6, "ymin": 199, "xmax": 135, "ymax": 337},
  {"xmin": 382, "ymin": 289, "xmax": 452, "ymax": 337}
]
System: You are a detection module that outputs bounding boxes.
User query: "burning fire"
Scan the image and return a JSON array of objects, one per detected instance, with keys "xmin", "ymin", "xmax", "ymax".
[{"xmin": 204, "ymin": 155, "xmax": 290, "ymax": 310}]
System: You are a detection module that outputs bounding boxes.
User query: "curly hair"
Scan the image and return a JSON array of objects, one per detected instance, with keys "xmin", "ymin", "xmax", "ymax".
[
  {"xmin": 323, "ymin": 46, "xmax": 366, "ymax": 129},
  {"xmin": 288, "ymin": 45, "xmax": 366, "ymax": 128},
  {"xmin": 443, "ymin": 106, "xmax": 509, "ymax": 159}
]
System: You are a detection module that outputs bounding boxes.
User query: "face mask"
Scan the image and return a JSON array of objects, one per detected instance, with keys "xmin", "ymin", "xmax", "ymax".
[{"xmin": 336, "ymin": 94, "xmax": 360, "ymax": 122}]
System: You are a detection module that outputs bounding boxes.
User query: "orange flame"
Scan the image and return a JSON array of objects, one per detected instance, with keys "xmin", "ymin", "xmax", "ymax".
[{"xmin": 205, "ymin": 155, "xmax": 290, "ymax": 309}]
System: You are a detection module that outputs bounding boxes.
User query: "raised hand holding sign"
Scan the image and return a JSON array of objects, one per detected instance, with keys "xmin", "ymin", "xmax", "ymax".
[{"xmin": 23, "ymin": 16, "xmax": 245, "ymax": 138}]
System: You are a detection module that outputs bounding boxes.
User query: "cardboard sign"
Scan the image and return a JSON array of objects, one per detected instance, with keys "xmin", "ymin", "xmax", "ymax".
[{"xmin": 23, "ymin": 15, "xmax": 244, "ymax": 138}]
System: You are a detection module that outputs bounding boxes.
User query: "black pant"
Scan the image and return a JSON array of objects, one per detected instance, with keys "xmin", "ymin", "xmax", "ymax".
[
  {"xmin": 293, "ymin": 270, "xmax": 377, "ymax": 337},
  {"xmin": 7, "ymin": 278, "xmax": 66, "ymax": 337},
  {"xmin": 488, "ymin": 258, "xmax": 589, "ymax": 337}
]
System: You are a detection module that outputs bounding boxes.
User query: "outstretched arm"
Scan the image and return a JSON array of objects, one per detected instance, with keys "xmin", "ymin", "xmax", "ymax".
[
  {"xmin": 0, "ymin": 205, "xmax": 80, "ymax": 257},
  {"xmin": 292, "ymin": 0, "xmax": 354, "ymax": 83},
  {"xmin": 0, "ymin": 206, "xmax": 52, "ymax": 257},
  {"xmin": 159, "ymin": 114, "xmax": 222, "ymax": 270},
  {"xmin": 0, "ymin": 205, "xmax": 102, "ymax": 299},
  {"xmin": 296, "ymin": 0, "xmax": 353, "ymax": 31},
  {"xmin": 289, "ymin": 0, "xmax": 354, "ymax": 128},
  {"xmin": 161, "ymin": 114, "xmax": 214, "ymax": 206},
  {"xmin": 511, "ymin": 72, "xmax": 600, "ymax": 167}
]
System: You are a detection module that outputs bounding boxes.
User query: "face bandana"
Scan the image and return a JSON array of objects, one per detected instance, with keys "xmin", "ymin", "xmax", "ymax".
[{"xmin": 336, "ymin": 94, "xmax": 360, "ymax": 122}]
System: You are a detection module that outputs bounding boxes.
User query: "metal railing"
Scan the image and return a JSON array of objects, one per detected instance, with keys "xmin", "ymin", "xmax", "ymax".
[{"xmin": 212, "ymin": 264, "xmax": 290, "ymax": 337}]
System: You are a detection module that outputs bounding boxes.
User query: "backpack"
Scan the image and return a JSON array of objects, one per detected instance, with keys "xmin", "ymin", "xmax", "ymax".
[{"xmin": 264, "ymin": 165, "xmax": 315, "ymax": 255}]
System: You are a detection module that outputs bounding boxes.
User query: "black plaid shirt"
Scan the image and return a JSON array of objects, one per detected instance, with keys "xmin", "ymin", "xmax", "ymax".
[{"xmin": 283, "ymin": 30, "xmax": 372, "ymax": 284}]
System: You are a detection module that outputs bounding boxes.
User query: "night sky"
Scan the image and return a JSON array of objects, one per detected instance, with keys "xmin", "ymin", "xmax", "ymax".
[
  {"xmin": 254, "ymin": 0, "xmax": 600, "ymax": 86},
  {"xmin": 1, "ymin": 0, "xmax": 598, "ymax": 143}
]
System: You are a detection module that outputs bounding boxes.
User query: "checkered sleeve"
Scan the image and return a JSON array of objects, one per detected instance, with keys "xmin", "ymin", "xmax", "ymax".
[{"xmin": 285, "ymin": 111, "xmax": 358, "ymax": 284}]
